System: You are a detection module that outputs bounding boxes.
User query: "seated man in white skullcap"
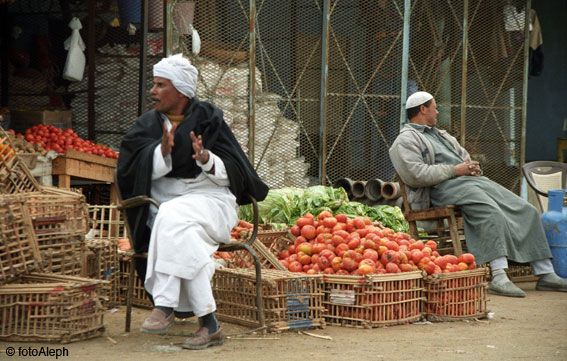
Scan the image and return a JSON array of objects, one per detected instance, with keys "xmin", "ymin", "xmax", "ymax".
[
  {"xmin": 117, "ymin": 54, "xmax": 268, "ymax": 349},
  {"xmin": 389, "ymin": 91, "xmax": 567, "ymax": 298}
]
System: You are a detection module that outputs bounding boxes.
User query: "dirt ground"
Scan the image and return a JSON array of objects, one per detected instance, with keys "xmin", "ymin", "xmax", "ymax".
[{"xmin": 1, "ymin": 281, "xmax": 566, "ymax": 361}]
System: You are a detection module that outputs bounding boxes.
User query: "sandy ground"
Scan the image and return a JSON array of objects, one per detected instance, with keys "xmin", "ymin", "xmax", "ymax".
[{"xmin": 1, "ymin": 281, "xmax": 566, "ymax": 361}]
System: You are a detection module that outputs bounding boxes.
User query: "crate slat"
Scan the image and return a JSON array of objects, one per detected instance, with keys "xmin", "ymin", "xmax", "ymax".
[
  {"xmin": 213, "ymin": 268, "xmax": 325, "ymax": 332},
  {"xmin": 0, "ymin": 195, "xmax": 43, "ymax": 284},
  {"xmin": 0, "ymin": 273, "xmax": 105, "ymax": 343},
  {"xmin": 424, "ymin": 267, "xmax": 489, "ymax": 322},
  {"xmin": 321, "ymin": 271, "xmax": 425, "ymax": 328}
]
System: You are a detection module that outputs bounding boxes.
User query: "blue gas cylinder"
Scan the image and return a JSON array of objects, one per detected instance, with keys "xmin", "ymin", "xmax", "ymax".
[{"xmin": 541, "ymin": 189, "xmax": 567, "ymax": 279}]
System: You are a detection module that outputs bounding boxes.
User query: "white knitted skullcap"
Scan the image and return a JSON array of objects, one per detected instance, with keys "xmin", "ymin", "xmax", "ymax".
[
  {"xmin": 405, "ymin": 91, "xmax": 433, "ymax": 109},
  {"xmin": 153, "ymin": 53, "xmax": 198, "ymax": 98}
]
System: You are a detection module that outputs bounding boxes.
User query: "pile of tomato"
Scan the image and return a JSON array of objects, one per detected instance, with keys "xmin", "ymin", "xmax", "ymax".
[
  {"xmin": 279, "ymin": 210, "xmax": 476, "ymax": 275},
  {"xmin": 9, "ymin": 125, "xmax": 118, "ymax": 158}
]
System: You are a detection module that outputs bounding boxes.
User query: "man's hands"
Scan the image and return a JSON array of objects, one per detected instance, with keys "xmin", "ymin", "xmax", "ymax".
[
  {"xmin": 191, "ymin": 131, "xmax": 209, "ymax": 163},
  {"xmin": 455, "ymin": 158, "xmax": 481, "ymax": 177},
  {"xmin": 161, "ymin": 124, "xmax": 177, "ymax": 157},
  {"xmin": 161, "ymin": 127, "xmax": 210, "ymax": 164}
]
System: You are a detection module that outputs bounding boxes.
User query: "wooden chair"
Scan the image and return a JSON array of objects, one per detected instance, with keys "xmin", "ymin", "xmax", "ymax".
[
  {"xmin": 522, "ymin": 161, "xmax": 567, "ymax": 213},
  {"xmin": 114, "ymin": 173, "xmax": 265, "ymax": 332},
  {"xmin": 397, "ymin": 175, "xmax": 465, "ymax": 256}
]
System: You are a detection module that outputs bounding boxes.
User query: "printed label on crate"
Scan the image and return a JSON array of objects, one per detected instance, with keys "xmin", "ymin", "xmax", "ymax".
[{"xmin": 330, "ymin": 289, "xmax": 355, "ymax": 305}]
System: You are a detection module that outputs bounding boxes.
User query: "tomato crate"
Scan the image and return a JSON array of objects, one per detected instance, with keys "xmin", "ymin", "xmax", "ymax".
[
  {"xmin": 224, "ymin": 229, "xmax": 291, "ymax": 270},
  {"xmin": 424, "ymin": 267, "xmax": 490, "ymax": 322},
  {"xmin": 0, "ymin": 127, "xmax": 41, "ymax": 194},
  {"xmin": 321, "ymin": 271, "xmax": 425, "ymax": 328},
  {"xmin": 85, "ymin": 239, "xmax": 120, "ymax": 308},
  {"xmin": 0, "ymin": 273, "xmax": 105, "ymax": 343},
  {"xmin": 118, "ymin": 252, "xmax": 153, "ymax": 309},
  {"xmin": 0, "ymin": 195, "xmax": 43, "ymax": 284},
  {"xmin": 212, "ymin": 268, "xmax": 325, "ymax": 332}
]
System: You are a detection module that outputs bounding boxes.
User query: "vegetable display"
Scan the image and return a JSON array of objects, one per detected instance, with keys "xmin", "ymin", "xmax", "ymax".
[
  {"xmin": 279, "ymin": 210, "xmax": 476, "ymax": 275},
  {"xmin": 239, "ymin": 186, "xmax": 408, "ymax": 232},
  {"xmin": 9, "ymin": 125, "xmax": 118, "ymax": 158}
]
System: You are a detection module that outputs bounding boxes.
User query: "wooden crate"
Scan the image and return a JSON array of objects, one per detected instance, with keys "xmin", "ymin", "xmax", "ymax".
[
  {"xmin": 225, "ymin": 229, "xmax": 291, "ymax": 270},
  {"xmin": 23, "ymin": 187, "xmax": 90, "ymax": 247},
  {"xmin": 88, "ymin": 204, "xmax": 128, "ymax": 241},
  {"xmin": 424, "ymin": 267, "xmax": 489, "ymax": 322},
  {"xmin": 213, "ymin": 268, "xmax": 325, "ymax": 332},
  {"xmin": 22, "ymin": 187, "xmax": 89, "ymax": 276},
  {"xmin": 40, "ymin": 239, "xmax": 86, "ymax": 276},
  {"xmin": 0, "ymin": 273, "xmax": 105, "ymax": 343},
  {"xmin": 52, "ymin": 150, "xmax": 117, "ymax": 203},
  {"xmin": 0, "ymin": 195, "xmax": 43, "ymax": 284},
  {"xmin": 86, "ymin": 239, "xmax": 120, "ymax": 308},
  {"xmin": 118, "ymin": 253, "xmax": 153, "ymax": 309},
  {"xmin": 0, "ymin": 127, "xmax": 41, "ymax": 194},
  {"xmin": 321, "ymin": 271, "xmax": 425, "ymax": 328},
  {"xmin": 507, "ymin": 262, "xmax": 537, "ymax": 283}
]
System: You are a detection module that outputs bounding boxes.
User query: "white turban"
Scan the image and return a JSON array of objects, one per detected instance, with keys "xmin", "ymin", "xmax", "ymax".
[{"xmin": 153, "ymin": 53, "xmax": 198, "ymax": 98}]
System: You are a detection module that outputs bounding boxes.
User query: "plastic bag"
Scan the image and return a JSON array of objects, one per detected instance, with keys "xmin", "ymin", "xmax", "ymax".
[
  {"xmin": 189, "ymin": 24, "xmax": 200, "ymax": 55},
  {"xmin": 63, "ymin": 17, "xmax": 86, "ymax": 82}
]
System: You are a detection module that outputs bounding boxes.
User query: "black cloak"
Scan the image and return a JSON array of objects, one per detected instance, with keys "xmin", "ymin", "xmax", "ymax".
[{"xmin": 116, "ymin": 98, "xmax": 269, "ymax": 253}]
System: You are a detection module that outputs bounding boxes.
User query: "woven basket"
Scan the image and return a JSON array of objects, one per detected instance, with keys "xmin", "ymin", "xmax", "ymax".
[
  {"xmin": 424, "ymin": 267, "xmax": 489, "ymax": 322},
  {"xmin": 225, "ymin": 228, "xmax": 291, "ymax": 270},
  {"xmin": 21, "ymin": 187, "xmax": 90, "ymax": 276},
  {"xmin": 118, "ymin": 252, "xmax": 153, "ymax": 309},
  {"xmin": 0, "ymin": 128, "xmax": 41, "ymax": 194},
  {"xmin": 321, "ymin": 271, "xmax": 425, "ymax": 328},
  {"xmin": 0, "ymin": 195, "xmax": 43, "ymax": 284},
  {"xmin": 24, "ymin": 187, "xmax": 90, "ymax": 247},
  {"xmin": 86, "ymin": 239, "xmax": 120, "ymax": 308},
  {"xmin": 213, "ymin": 268, "xmax": 325, "ymax": 332},
  {"xmin": 0, "ymin": 273, "xmax": 105, "ymax": 343},
  {"xmin": 88, "ymin": 204, "xmax": 128, "ymax": 242}
]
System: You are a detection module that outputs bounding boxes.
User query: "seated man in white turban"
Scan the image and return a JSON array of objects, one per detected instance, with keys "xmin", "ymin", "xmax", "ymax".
[
  {"xmin": 117, "ymin": 54, "xmax": 268, "ymax": 350},
  {"xmin": 389, "ymin": 91, "xmax": 567, "ymax": 298}
]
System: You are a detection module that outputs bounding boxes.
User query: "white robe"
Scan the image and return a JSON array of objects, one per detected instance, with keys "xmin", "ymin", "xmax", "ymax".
[{"xmin": 144, "ymin": 116, "xmax": 238, "ymax": 314}]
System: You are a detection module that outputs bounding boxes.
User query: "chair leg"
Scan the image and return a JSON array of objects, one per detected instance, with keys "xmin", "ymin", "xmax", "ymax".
[
  {"xmin": 408, "ymin": 221, "xmax": 419, "ymax": 240},
  {"xmin": 448, "ymin": 212, "xmax": 463, "ymax": 256},
  {"xmin": 125, "ymin": 255, "xmax": 136, "ymax": 332},
  {"xmin": 243, "ymin": 243, "xmax": 266, "ymax": 331}
]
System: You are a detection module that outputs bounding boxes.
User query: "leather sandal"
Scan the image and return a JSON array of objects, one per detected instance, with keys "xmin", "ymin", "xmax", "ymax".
[
  {"xmin": 140, "ymin": 309, "xmax": 175, "ymax": 334},
  {"xmin": 182, "ymin": 327, "xmax": 223, "ymax": 350}
]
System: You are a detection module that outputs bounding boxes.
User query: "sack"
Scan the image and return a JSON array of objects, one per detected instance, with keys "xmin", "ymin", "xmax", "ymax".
[{"xmin": 63, "ymin": 18, "xmax": 86, "ymax": 82}]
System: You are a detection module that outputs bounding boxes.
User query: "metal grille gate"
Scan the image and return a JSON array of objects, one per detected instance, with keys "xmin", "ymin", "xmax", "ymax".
[
  {"xmin": 1, "ymin": 0, "xmax": 531, "ymax": 194},
  {"xmin": 170, "ymin": 0, "xmax": 531, "ymax": 192}
]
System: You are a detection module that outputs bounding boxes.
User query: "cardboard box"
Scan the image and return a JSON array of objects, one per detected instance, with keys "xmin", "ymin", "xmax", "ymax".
[{"xmin": 10, "ymin": 109, "xmax": 72, "ymax": 133}]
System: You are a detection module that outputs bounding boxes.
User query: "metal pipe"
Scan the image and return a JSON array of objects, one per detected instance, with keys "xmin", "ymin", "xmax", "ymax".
[
  {"xmin": 87, "ymin": 0, "xmax": 95, "ymax": 140},
  {"xmin": 460, "ymin": 0, "xmax": 469, "ymax": 146},
  {"xmin": 138, "ymin": 0, "xmax": 149, "ymax": 116},
  {"xmin": 248, "ymin": 0, "xmax": 256, "ymax": 161},
  {"xmin": 520, "ymin": 0, "xmax": 532, "ymax": 173},
  {"xmin": 319, "ymin": 0, "xmax": 330, "ymax": 185},
  {"xmin": 164, "ymin": 0, "xmax": 173, "ymax": 57},
  {"xmin": 399, "ymin": 0, "xmax": 411, "ymax": 128}
]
